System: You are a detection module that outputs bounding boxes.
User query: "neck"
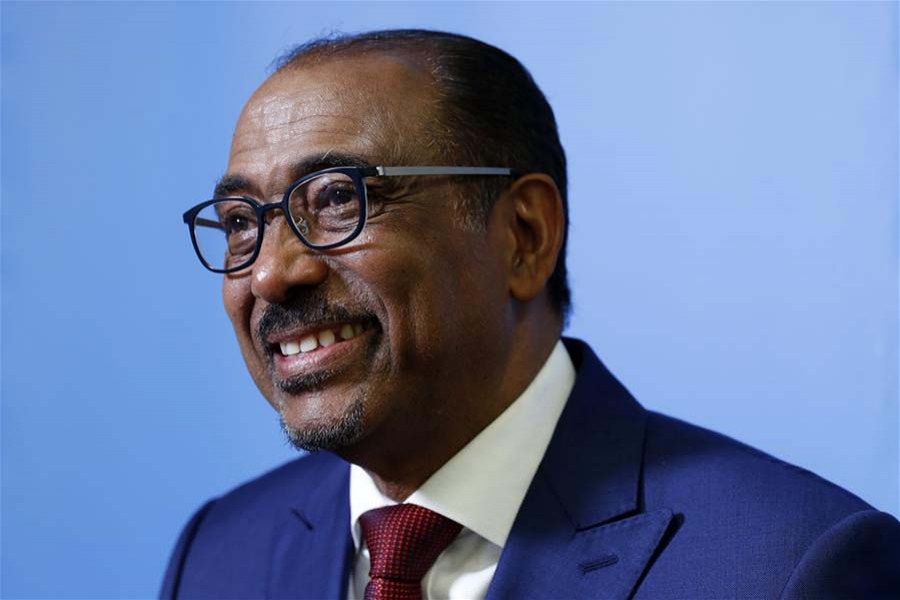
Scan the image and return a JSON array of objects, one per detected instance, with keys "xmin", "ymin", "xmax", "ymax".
[{"xmin": 339, "ymin": 309, "xmax": 561, "ymax": 501}]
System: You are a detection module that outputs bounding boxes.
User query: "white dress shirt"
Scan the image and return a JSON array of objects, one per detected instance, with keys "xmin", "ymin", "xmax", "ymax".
[{"xmin": 347, "ymin": 341, "xmax": 576, "ymax": 600}]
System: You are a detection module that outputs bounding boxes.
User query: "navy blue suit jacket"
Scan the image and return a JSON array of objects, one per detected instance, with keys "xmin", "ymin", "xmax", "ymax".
[{"xmin": 162, "ymin": 339, "xmax": 900, "ymax": 598}]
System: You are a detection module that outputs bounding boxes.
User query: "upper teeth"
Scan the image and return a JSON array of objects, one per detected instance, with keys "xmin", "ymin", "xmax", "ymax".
[{"xmin": 279, "ymin": 324, "xmax": 364, "ymax": 356}]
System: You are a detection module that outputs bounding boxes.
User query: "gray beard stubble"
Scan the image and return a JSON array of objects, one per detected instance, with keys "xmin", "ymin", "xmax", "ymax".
[{"xmin": 280, "ymin": 395, "xmax": 365, "ymax": 453}]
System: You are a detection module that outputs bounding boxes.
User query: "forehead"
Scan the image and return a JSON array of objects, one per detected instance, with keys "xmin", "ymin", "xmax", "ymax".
[{"xmin": 227, "ymin": 53, "xmax": 438, "ymax": 195}]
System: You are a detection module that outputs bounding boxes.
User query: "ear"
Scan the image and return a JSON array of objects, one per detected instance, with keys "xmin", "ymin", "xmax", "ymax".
[{"xmin": 500, "ymin": 173, "xmax": 565, "ymax": 305}]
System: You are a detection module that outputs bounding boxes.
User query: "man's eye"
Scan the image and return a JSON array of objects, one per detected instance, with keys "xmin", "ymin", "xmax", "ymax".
[
  {"xmin": 314, "ymin": 184, "xmax": 357, "ymax": 209},
  {"xmin": 224, "ymin": 214, "xmax": 252, "ymax": 234}
]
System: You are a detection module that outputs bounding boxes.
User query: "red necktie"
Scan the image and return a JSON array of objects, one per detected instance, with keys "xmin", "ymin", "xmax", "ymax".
[{"xmin": 359, "ymin": 504, "xmax": 463, "ymax": 600}]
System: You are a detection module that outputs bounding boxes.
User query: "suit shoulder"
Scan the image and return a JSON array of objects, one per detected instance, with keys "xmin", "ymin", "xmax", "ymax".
[
  {"xmin": 643, "ymin": 411, "xmax": 873, "ymax": 519},
  {"xmin": 637, "ymin": 412, "xmax": 892, "ymax": 597},
  {"xmin": 780, "ymin": 509, "xmax": 900, "ymax": 597}
]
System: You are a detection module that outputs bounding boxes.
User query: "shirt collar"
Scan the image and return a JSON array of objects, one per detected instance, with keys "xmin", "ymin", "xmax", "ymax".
[{"xmin": 349, "ymin": 340, "xmax": 576, "ymax": 549}]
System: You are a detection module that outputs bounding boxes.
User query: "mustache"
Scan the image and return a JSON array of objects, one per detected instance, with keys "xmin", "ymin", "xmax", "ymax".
[{"xmin": 256, "ymin": 288, "xmax": 377, "ymax": 348}]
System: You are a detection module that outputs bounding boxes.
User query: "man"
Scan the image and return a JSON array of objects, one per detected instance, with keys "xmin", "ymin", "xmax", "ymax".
[{"xmin": 164, "ymin": 29, "xmax": 899, "ymax": 599}]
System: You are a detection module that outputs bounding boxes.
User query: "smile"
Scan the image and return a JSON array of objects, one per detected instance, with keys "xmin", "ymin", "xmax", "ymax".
[
  {"xmin": 267, "ymin": 320, "xmax": 374, "ymax": 386},
  {"xmin": 276, "ymin": 323, "xmax": 367, "ymax": 356}
]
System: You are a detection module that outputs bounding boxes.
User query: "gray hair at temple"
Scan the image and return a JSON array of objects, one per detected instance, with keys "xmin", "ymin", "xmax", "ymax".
[{"xmin": 274, "ymin": 29, "xmax": 571, "ymax": 322}]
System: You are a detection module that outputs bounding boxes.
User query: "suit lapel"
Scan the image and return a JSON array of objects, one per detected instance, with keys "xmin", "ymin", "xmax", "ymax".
[
  {"xmin": 487, "ymin": 339, "xmax": 674, "ymax": 600},
  {"xmin": 267, "ymin": 455, "xmax": 354, "ymax": 599}
]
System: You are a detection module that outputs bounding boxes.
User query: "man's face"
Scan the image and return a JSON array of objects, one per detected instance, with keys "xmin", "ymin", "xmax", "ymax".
[{"xmin": 222, "ymin": 54, "xmax": 514, "ymax": 454}]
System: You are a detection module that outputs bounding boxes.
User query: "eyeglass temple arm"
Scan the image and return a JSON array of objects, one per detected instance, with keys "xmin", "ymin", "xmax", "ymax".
[
  {"xmin": 194, "ymin": 217, "xmax": 225, "ymax": 230},
  {"xmin": 374, "ymin": 166, "xmax": 513, "ymax": 177}
]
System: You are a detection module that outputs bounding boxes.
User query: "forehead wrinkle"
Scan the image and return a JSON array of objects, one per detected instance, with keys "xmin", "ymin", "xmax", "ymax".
[
  {"xmin": 231, "ymin": 120, "xmax": 378, "ymax": 158},
  {"xmin": 235, "ymin": 85, "xmax": 391, "ymax": 156},
  {"xmin": 238, "ymin": 100, "xmax": 367, "ymax": 141},
  {"xmin": 248, "ymin": 81, "xmax": 371, "ymax": 129},
  {"xmin": 230, "ymin": 122, "xmax": 383, "ymax": 167}
]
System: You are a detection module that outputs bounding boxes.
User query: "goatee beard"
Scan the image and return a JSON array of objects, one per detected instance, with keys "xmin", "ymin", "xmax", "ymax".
[{"xmin": 279, "ymin": 396, "xmax": 365, "ymax": 453}]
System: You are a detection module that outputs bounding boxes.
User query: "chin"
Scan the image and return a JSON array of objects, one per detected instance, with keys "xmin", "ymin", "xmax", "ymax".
[{"xmin": 279, "ymin": 395, "xmax": 366, "ymax": 453}]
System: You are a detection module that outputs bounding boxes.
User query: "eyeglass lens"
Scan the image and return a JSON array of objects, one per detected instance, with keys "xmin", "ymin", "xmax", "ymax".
[
  {"xmin": 288, "ymin": 171, "xmax": 361, "ymax": 246},
  {"xmin": 191, "ymin": 172, "xmax": 363, "ymax": 271}
]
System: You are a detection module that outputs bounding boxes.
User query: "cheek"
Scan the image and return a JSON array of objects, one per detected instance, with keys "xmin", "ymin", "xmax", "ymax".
[
  {"xmin": 222, "ymin": 277, "xmax": 262, "ymax": 366},
  {"xmin": 222, "ymin": 277, "xmax": 252, "ymax": 333},
  {"xmin": 359, "ymin": 230, "xmax": 501, "ymax": 364},
  {"xmin": 340, "ymin": 237, "xmax": 439, "ymax": 366},
  {"xmin": 222, "ymin": 276, "xmax": 279, "ymax": 402}
]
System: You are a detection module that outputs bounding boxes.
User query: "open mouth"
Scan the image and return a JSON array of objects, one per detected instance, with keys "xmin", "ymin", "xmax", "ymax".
[{"xmin": 270, "ymin": 322, "xmax": 369, "ymax": 357}]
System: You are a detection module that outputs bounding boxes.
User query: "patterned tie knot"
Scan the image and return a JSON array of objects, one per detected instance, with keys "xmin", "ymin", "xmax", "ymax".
[{"xmin": 359, "ymin": 504, "xmax": 462, "ymax": 600}]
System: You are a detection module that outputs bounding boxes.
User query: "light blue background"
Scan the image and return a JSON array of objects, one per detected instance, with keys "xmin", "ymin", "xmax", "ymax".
[{"xmin": 2, "ymin": 2, "xmax": 897, "ymax": 597}]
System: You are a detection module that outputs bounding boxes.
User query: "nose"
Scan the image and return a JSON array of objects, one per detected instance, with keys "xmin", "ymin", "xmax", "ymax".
[{"xmin": 250, "ymin": 217, "xmax": 329, "ymax": 304}]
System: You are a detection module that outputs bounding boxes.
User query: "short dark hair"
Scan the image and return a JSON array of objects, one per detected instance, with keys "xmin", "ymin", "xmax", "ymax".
[{"xmin": 275, "ymin": 29, "xmax": 571, "ymax": 322}]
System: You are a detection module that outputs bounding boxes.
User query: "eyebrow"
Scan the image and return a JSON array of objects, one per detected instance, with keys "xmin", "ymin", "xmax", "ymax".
[
  {"xmin": 212, "ymin": 152, "xmax": 375, "ymax": 199},
  {"xmin": 213, "ymin": 174, "xmax": 254, "ymax": 198}
]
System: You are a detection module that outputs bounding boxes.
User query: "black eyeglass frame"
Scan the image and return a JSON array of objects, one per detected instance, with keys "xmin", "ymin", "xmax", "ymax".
[{"xmin": 183, "ymin": 165, "xmax": 514, "ymax": 273}]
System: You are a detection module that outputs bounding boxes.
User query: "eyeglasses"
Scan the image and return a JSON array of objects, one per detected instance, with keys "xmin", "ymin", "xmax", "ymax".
[{"xmin": 183, "ymin": 165, "xmax": 513, "ymax": 273}]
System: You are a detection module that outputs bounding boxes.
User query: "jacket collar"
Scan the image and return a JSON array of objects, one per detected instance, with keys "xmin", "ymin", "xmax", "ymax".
[
  {"xmin": 486, "ymin": 338, "xmax": 673, "ymax": 600},
  {"xmin": 268, "ymin": 453, "xmax": 353, "ymax": 599},
  {"xmin": 543, "ymin": 338, "xmax": 648, "ymax": 527}
]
